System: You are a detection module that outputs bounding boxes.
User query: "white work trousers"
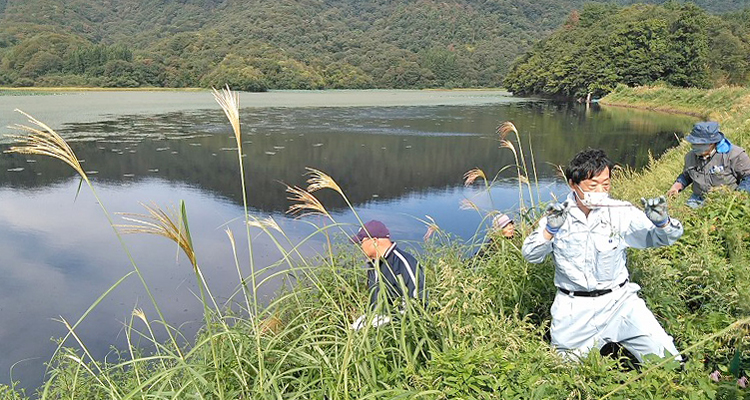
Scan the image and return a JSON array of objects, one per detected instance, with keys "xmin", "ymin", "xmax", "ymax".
[{"xmin": 550, "ymin": 282, "xmax": 680, "ymax": 362}]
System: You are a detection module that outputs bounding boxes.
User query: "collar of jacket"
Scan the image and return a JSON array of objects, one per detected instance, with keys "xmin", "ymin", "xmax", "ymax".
[
  {"xmin": 717, "ymin": 138, "xmax": 732, "ymax": 154},
  {"xmin": 370, "ymin": 242, "xmax": 397, "ymax": 263}
]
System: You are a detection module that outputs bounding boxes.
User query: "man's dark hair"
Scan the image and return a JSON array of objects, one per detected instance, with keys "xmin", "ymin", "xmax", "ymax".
[{"xmin": 565, "ymin": 148, "xmax": 614, "ymax": 185}]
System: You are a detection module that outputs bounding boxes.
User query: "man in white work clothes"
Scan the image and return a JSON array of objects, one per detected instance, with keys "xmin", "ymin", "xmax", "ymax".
[{"xmin": 522, "ymin": 148, "xmax": 683, "ymax": 362}]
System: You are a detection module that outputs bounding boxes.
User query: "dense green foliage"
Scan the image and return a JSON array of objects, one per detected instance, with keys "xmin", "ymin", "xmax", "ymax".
[
  {"xmin": 0, "ymin": 0, "xmax": 748, "ymax": 90},
  {"xmin": 504, "ymin": 3, "xmax": 750, "ymax": 98},
  {"xmin": 3, "ymin": 86, "xmax": 750, "ymax": 398}
]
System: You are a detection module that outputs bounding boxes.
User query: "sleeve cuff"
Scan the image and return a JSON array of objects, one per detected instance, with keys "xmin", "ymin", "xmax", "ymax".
[{"xmin": 676, "ymin": 175, "xmax": 690, "ymax": 187}]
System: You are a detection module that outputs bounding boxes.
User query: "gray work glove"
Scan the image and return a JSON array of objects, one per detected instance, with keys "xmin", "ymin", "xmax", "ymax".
[
  {"xmin": 545, "ymin": 203, "xmax": 566, "ymax": 235},
  {"xmin": 641, "ymin": 196, "xmax": 670, "ymax": 227}
]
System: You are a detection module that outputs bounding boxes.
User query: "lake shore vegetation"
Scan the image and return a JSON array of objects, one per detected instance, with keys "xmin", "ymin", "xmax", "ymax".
[{"xmin": 1, "ymin": 85, "xmax": 750, "ymax": 398}]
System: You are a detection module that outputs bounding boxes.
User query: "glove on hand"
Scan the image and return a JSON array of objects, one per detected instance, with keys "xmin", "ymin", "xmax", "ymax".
[
  {"xmin": 641, "ymin": 196, "xmax": 670, "ymax": 227},
  {"xmin": 545, "ymin": 203, "xmax": 566, "ymax": 235},
  {"xmin": 350, "ymin": 314, "xmax": 392, "ymax": 331}
]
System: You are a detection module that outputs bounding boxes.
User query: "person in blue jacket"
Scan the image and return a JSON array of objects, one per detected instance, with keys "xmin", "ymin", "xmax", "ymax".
[
  {"xmin": 350, "ymin": 220, "xmax": 426, "ymax": 330},
  {"xmin": 667, "ymin": 121, "xmax": 750, "ymax": 207}
]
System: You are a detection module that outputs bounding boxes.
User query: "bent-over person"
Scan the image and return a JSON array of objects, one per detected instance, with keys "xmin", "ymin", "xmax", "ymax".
[
  {"xmin": 350, "ymin": 220, "xmax": 426, "ymax": 330},
  {"xmin": 667, "ymin": 121, "xmax": 750, "ymax": 207}
]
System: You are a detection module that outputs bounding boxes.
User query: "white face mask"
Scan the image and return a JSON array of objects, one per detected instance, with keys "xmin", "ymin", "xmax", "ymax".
[
  {"xmin": 701, "ymin": 148, "xmax": 716, "ymax": 160},
  {"xmin": 576, "ymin": 188, "xmax": 610, "ymax": 208}
]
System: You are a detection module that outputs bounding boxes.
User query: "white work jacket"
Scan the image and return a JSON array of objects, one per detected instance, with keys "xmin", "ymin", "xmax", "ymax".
[{"xmin": 522, "ymin": 192, "xmax": 683, "ymax": 293}]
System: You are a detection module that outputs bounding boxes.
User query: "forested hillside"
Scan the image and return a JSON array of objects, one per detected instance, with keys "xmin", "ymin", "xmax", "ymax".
[
  {"xmin": 0, "ymin": 0, "xmax": 748, "ymax": 90},
  {"xmin": 504, "ymin": 3, "xmax": 750, "ymax": 98}
]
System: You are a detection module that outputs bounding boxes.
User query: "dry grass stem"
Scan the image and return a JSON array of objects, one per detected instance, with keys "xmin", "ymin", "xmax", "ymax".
[
  {"xmin": 500, "ymin": 139, "xmax": 517, "ymax": 156},
  {"xmin": 423, "ymin": 226, "xmax": 437, "ymax": 241},
  {"xmin": 555, "ymin": 164, "xmax": 567, "ymax": 181},
  {"xmin": 497, "ymin": 121, "xmax": 518, "ymax": 140},
  {"xmin": 305, "ymin": 167, "xmax": 343, "ymax": 195},
  {"xmin": 247, "ymin": 216, "xmax": 282, "ymax": 233},
  {"xmin": 463, "ymin": 168, "xmax": 486, "ymax": 187},
  {"xmin": 286, "ymin": 185, "xmax": 331, "ymax": 219},
  {"xmin": 5, "ymin": 109, "xmax": 88, "ymax": 182},
  {"xmin": 459, "ymin": 199, "xmax": 479, "ymax": 211},
  {"xmin": 132, "ymin": 308, "xmax": 148, "ymax": 325},
  {"xmin": 117, "ymin": 203, "xmax": 197, "ymax": 268},
  {"xmin": 422, "ymin": 215, "xmax": 440, "ymax": 241},
  {"xmin": 212, "ymin": 85, "xmax": 242, "ymax": 149}
]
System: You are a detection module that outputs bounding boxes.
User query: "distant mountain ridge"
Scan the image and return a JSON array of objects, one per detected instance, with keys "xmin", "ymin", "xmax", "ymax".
[{"xmin": 0, "ymin": 0, "xmax": 747, "ymax": 89}]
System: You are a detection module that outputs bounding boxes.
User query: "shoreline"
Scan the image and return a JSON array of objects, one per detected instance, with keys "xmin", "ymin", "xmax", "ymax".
[{"xmin": 598, "ymin": 100, "xmax": 709, "ymax": 119}]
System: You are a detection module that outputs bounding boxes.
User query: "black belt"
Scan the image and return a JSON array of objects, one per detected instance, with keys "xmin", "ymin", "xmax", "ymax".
[{"xmin": 558, "ymin": 279, "xmax": 628, "ymax": 297}]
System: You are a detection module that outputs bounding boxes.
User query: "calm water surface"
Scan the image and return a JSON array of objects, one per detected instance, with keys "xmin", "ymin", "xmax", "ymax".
[{"xmin": 0, "ymin": 90, "xmax": 696, "ymax": 392}]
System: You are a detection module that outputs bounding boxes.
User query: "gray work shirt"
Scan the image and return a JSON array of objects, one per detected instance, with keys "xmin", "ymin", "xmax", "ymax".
[
  {"xmin": 521, "ymin": 192, "xmax": 683, "ymax": 293},
  {"xmin": 677, "ymin": 145, "xmax": 750, "ymax": 197}
]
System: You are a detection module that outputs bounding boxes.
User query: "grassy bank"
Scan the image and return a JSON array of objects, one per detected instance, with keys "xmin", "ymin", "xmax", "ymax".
[
  {"xmin": 2, "ymin": 86, "xmax": 750, "ymax": 399},
  {"xmin": 604, "ymin": 85, "xmax": 750, "ymax": 398}
]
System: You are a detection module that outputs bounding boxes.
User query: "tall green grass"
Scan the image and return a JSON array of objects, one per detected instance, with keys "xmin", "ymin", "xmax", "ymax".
[{"xmin": 3, "ymin": 85, "xmax": 750, "ymax": 399}]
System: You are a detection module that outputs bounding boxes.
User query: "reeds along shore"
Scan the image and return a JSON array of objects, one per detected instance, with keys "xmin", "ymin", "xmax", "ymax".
[{"xmin": 2, "ymin": 85, "xmax": 750, "ymax": 399}]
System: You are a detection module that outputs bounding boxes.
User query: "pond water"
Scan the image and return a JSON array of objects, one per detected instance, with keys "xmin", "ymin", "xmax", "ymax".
[{"xmin": 0, "ymin": 90, "xmax": 696, "ymax": 392}]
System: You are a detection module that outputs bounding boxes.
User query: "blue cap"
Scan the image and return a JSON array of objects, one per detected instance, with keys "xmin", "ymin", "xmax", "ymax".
[{"xmin": 685, "ymin": 122, "xmax": 724, "ymax": 144}]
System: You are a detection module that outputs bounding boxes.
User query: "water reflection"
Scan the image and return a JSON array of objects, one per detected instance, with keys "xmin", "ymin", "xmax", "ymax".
[
  {"xmin": 0, "ymin": 99, "xmax": 696, "ymax": 393},
  {"xmin": 3, "ymin": 103, "xmax": 692, "ymax": 212}
]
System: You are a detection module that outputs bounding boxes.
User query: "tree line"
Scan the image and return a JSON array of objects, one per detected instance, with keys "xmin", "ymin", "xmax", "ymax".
[
  {"xmin": 0, "ymin": 0, "xmax": 748, "ymax": 91},
  {"xmin": 503, "ymin": 2, "xmax": 750, "ymax": 99}
]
